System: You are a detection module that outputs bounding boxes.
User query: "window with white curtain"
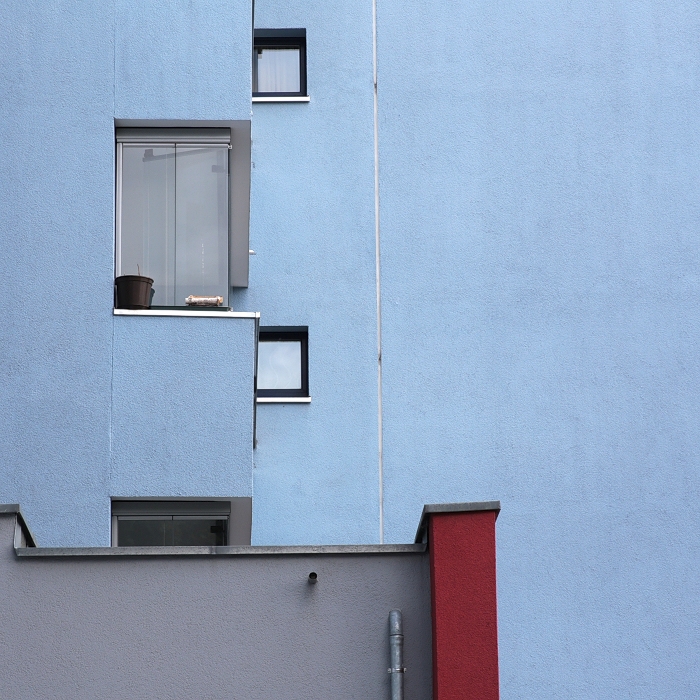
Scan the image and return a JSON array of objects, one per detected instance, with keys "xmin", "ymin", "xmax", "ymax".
[{"xmin": 253, "ymin": 29, "xmax": 306, "ymax": 97}]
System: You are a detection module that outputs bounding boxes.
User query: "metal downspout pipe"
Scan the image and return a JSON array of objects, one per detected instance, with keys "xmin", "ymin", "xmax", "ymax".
[{"xmin": 388, "ymin": 610, "xmax": 405, "ymax": 700}]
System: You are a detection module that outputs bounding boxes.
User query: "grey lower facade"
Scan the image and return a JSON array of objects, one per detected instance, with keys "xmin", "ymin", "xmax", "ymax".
[{"xmin": 0, "ymin": 508, "xmax": 432, "ymax": 700}]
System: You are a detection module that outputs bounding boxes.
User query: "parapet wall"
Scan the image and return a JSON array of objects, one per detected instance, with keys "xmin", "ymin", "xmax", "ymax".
[
  {"xmin": 0, "ymin": 501, "xmax": 499, "ymax": 700},
  {"xmin": 0, "ymin": 510, "xmax": 431, "ymax": 700}
]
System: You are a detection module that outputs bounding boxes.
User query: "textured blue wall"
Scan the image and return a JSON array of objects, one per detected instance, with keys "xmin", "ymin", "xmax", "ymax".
[
  {"xmin": 111, "ymin": 317, "xmax": 255, "ymax": 504},
  {"xmin": 116, "ymin": 0, "xmax": 251, "ymax": 120},
  {"xmin": 0, "ymin": 1, "xmax": 115, "ymax": 547},
  {"xmin": 246, "ymin": 0, "xmax": 700, "ymax": 695},
  {"xmin": 0, "ymin": 0, "xmax": 254, "ymax": 547},
  {"xmin": 1, "ymin": 0, "xmax": 699, "ymax": 695},
  {"xmin": 377, "ymin": 0, "xmax": 700, "ymax": 697},
  {"xmin": 240, "ymin": 0, "xmax": 379, "ymax": 544}
]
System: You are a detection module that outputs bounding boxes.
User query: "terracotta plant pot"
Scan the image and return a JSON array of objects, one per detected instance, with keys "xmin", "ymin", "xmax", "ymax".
[{"xmin": 115, "ymin": 275, "xmax": 154, "ymax": 309}]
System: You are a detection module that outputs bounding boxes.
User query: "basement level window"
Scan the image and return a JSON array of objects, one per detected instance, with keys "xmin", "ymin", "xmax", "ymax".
[
  {"xmin": 111, "ymin": 499, "xmax": 252, "ymax": 546},
  {"xmin": 253, "ymin": 29, "xmax": 307, "ymax": 97},
  {"xmin": 257, "ymin": 326, "xmax": 309, "ymax": 399}
]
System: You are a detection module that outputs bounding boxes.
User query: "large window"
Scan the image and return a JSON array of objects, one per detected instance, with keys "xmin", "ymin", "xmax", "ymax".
[
  {"xmin": 253, "ymin": 30, "xmax": 307, "ymax": 97},
  {"xmin": 116, "ymin": 126, "xmax": 251, "ymax": 307},
  {"xmin": 111, "ymin": 499, "xmax": 252, "ymax": 547}
]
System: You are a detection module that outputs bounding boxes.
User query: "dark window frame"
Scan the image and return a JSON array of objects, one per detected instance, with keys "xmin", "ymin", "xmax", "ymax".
[
  {"xmin": 256, "ymin": 326, "xmax": 309, "ymax": 398},
  {"xmin": 110, "ymin": 498, "xmax": 252, "ymax": 546},
  {"xmin": 253, "ymin": 29, "xmax": 307, "ymax": 97}
]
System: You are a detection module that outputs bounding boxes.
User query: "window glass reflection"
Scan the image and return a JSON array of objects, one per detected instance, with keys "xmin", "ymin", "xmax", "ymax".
[
  {"xmin": 117, "ymin": 517, "xmax": 227, "ymax": 546},
  {"xmin": 118, "ymin": 518, "xmax": 170, "ymax": 546},
  {"xmin": 120, "ymin": 145, "xmax": 175, "ymax": 305},
  {"xmin": 174, "ymin": 146, "xmax": 229, "ymax": 304},
  {"xmin": 119, "ymin": 143, "xmax": 228, "ymax": 306},
  {"xmin": 258, "ymin": 341, "xmax": 302, "ymax": 390}
]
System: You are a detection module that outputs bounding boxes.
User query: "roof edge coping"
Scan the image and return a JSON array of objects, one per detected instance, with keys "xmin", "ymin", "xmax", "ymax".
[
  {"xmin": 414, "ymin": 501, "xmax": 501, "ymax": 543},
  {"xmin": 15, "ymin": 543, "xmax": 426, "ymax": 558}
]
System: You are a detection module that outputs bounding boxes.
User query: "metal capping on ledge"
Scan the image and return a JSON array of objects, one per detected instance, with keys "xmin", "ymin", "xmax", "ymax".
[
  {"xmin": 113, "ymin": 309, "xmax": 259, "ymax": 318},
  {"xmin": 14, "ymin": 543, "xmax": 427, "ymax": 558},
  {"xmin": 252, "ymin": 96, "xmax": 310, "ymax": 103},
  {"xmin": 414, "ymin": 501, "xmax": 501, "ymax": 544},
  {"xmin": 2, "ymin": 502, "xmax": 501, "ymax": 555}
]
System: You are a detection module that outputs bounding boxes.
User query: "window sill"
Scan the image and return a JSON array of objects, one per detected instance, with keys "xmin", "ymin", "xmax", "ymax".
[
  {"xmin": 256, "ymin": 396, "xmax": 311, "ymax": 403},
  {"xmin": 114, "ymin": 309, "xmax": 259, "ymax": 319},
  {"xmin": 252, "ymin": 96, "xmax": 310, "ymax": 103}
]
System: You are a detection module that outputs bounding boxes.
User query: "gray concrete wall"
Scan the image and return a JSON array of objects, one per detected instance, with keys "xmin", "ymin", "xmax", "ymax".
[{"xmin": 0, "ymin": 513, "xmax": 432, "ymax": 700}]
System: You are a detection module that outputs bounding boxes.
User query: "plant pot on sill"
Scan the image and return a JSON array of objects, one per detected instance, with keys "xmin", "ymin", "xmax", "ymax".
[{"xmin": 115, "ymin": 275, "xmax": 154, "ymax": 309}]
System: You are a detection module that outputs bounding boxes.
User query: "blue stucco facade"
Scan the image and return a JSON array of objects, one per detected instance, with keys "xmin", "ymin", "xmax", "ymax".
[
  {"xmin": 1, "ymin": 0, "xmax": 699, "ymax": 697},
  {"xmin": 111, "ymin": 316, "xmax": 255, "ymax": 502},
  {"xmin": 0, "ymin": 0, "xmax": 255, "ymax": 546},
  {"xmin": 375, "ymin": 3, "xmax": 700, "ymax": 696}
]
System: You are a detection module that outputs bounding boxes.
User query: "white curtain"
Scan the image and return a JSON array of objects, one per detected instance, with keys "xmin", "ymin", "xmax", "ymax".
[{"xmin": 256, "ymin": 48, "xmax": 300, "ymax": 92}]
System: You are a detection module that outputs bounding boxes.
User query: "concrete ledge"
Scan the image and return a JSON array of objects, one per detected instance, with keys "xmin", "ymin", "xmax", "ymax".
[
  {"xmin": 252, "ymin": 96, "xmax": 310, "ymax": 103},
  {"xmin": 114, "ymin": 309, "xmax": 259, "ymax": 318},
  {"xmin": 415, "ymin": 501, "xmax": 501, "ymax": 543},
  {"xmin": 15, "ymin": 543, "xmax": 427, "ymax": 558},
  {"xmin": 3, "ymin": 502, "xmax": 501, "ymax": 552}
]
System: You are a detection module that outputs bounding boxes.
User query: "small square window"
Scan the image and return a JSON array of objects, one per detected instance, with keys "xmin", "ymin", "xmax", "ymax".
[
  {"xmin": 253, "ymin": 30, "xmax": 306, "ymax": 97},
  {"xmin": 257, "ymin": 326, "xmax": 309, "ymax": 398}
]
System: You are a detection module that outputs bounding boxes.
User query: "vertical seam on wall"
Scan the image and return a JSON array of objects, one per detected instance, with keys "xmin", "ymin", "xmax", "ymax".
[
  {"xmin": 372, "ymin": 0, "xmax": 384, "ymax": 544},
  {"xmin": 109, "ymin": 316, "xmax": 114, "ymax": 490},
  {"xmin": 113, "ymin": 0, "xmax": 116, "ymax": 114},
  {"xmin": 110, "ymin": 1, "xmax": 116, "ymax": 509}
]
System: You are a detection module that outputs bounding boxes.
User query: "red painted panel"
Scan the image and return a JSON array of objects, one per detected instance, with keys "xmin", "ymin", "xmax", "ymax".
[{"xmin": 430, "ymin": 510, "xmax": 499, "ymax": 700}]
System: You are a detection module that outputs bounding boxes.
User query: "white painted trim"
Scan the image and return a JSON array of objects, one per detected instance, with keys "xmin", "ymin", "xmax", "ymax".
[
  {"xmin": 114, "ymin": 309, "xmax": 259, "ymax": 319},
  {"xmin": 252, "ymin": 96, "xmax": 310, "ymax": 103},
  {"xmin": 256, "ymin": 397, "xmax": 311, "ymax": 403}
]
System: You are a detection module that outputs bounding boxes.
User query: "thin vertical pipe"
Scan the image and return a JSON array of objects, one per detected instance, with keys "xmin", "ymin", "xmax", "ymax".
[{"xmin": 389, "ymin": 610, "xmax": 404, "ymax": 700}]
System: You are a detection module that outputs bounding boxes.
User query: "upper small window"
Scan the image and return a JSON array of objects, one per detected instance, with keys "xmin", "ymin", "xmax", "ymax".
[
  {"xmin": 253, "ymin": 29, "xmax": 307, "ymax": 97},
  {"xmin": 257, "ymin": 326, "xmax": 309, "ymax": 398}
]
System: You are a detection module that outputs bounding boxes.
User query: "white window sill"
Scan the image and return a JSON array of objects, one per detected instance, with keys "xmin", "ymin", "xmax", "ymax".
[
  {"xmin": 252, "ymin": 96, "xmax": 310, "ymax": 103},
  {"xmin": 114, "ymin": 309, "xmax": 259, "ymax": 319},
  {"xmin": 256, "ymin": 397, "xmax": 311, "ymax": 404}
]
